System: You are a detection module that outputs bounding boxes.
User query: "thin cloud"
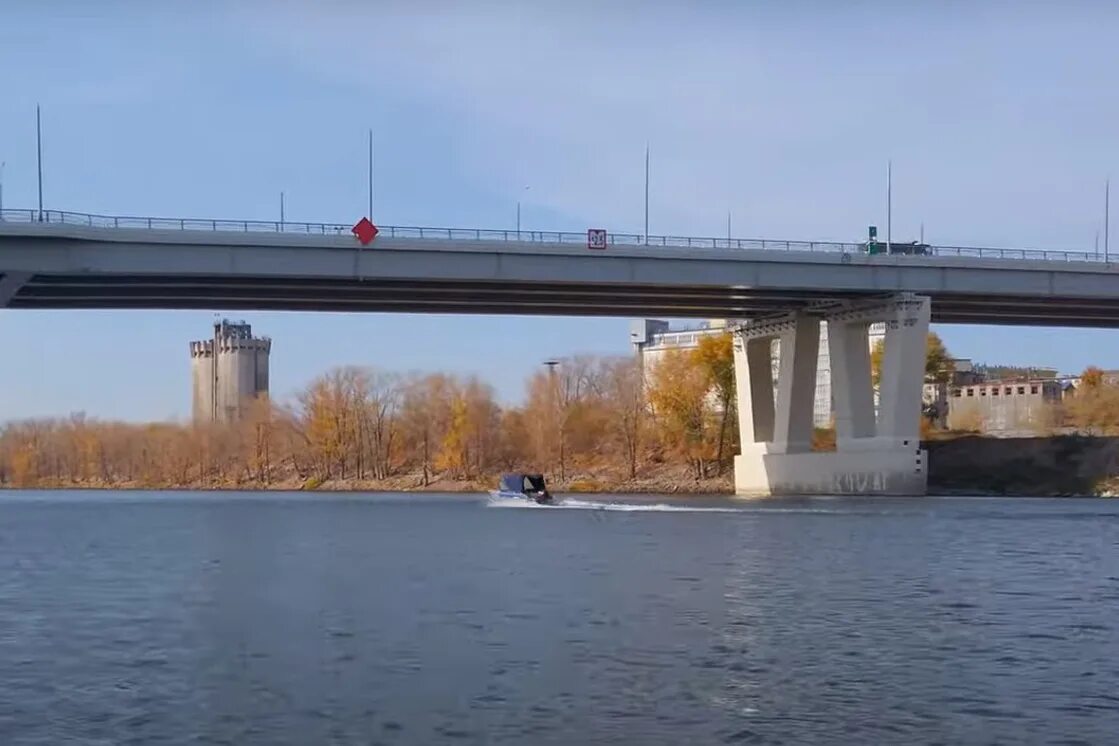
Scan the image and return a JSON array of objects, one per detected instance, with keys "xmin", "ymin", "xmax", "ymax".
[{"xmin": 238, "ymin": 2, "xmax": 1118, "ymax": 246}]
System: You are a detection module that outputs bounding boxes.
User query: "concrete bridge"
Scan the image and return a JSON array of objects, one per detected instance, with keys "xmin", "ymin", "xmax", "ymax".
[{"xmin": 3, "ymin": 208, "xmax": 1118, "ymax": 496}]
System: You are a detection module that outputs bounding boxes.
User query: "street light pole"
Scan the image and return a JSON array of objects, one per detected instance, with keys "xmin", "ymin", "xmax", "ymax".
[
  {"xmin": 1106, "ymin": 178, "xmax": 1111, "ymax": 262},
  {"xmin": 0, "ymin": 161, "xmax": 5, "ymax": 218},
  {"xmin": 367, "ymin": 128, "xmax": 374, "ymax": 220},
  {"xmin": 886, "ymin": 159, "xmax": 892, "ymax": 255},
  {"xmin": 516, "ymin": 185, "xmax": 529, "ymax": 235},
  {"xmin": 36, "ymin": 105, "xmax": 43, "ymax": 221},
  {"xmin": 644, "ymin": 144, "xmax": 650, "ymax": 244},
  {"xmin": 280, "ymin": 191, "xmax": 285, "ymax": 228}
]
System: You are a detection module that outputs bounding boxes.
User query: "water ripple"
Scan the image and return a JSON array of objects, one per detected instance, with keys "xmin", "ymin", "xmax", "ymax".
[{"xmin": 2, "ymin": 491, "xmax": 1118, "ymax": 744}]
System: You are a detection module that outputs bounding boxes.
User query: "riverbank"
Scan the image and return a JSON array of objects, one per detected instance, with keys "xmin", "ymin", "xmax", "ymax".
[
  {"xmin": 6, "ymin": 435, "xmax": 1119, "ymax": 496},
  {"xmin": 0, "ymin": 462, "xmax": 736, "ymax": 495},
  {"xmin": 926, "ymin": 435, "xmax": 1119, "ymax": 497}
]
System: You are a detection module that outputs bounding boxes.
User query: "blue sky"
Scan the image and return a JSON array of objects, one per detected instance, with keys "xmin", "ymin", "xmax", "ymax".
[{"xmin": 2, "ymin": 1, "xmax": 1119, "ymax": 421}]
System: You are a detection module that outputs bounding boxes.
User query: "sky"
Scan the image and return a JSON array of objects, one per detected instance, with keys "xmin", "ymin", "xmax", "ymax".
[{"xmin": 3, "ymin": 1, "xmax": 1119, "ymax": 421}]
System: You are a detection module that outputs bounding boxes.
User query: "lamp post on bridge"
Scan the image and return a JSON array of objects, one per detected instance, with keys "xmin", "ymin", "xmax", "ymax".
[
  {"xmin": 886, "ymin": 159, "xmax": 892, "ymax": 255},
  {"xmin": 373, "ymin": 127, "xmax": 382, "ymax": 221},
  {"xmin": 36, "ymin": 105, "xmax": 43, "ymax": 222},
  {"xmin": 644, "ymin": 144, "xmax": 650, "ymax": 245},
  {"xmin": 1106, "ymin": 177, "xmax": 1111, "ymax": 263},
  {"xmin": 516, "ymin": 185, "xmax": 530, "ymax": 235}
]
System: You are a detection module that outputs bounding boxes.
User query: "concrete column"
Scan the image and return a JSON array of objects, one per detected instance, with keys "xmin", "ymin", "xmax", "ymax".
[
  {"xmin": 734, "ymin": 334, "xmax": 776, "ymax": 446},
  {"xmin": 0, "ymin": 272, "xmax": 30, "ymax": 308},
  {"xmin": 772, "ymin": 315, "xmax": 819, "ymax": 453},
  {"xmin": 876, "ymin": 295, "xmax": 931, "ymax": 446},
  {"xmin": 828, "ymin": 319, "xmax": 876, "ymax": 446}
]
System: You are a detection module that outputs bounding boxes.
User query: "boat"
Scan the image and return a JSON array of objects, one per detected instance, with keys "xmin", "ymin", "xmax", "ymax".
[{"xmin": 491, "ymin": 473, "xmax": 555, "ymax": 505}]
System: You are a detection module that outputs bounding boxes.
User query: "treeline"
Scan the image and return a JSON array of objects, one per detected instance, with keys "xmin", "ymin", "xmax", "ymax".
[
  {"xmin": 0, "ymin": 335, "xmax": 737, "ymax": 489},
  {"xmin": 1053, "ymin": 367, "xmax": 1119, "ymax": 436}
]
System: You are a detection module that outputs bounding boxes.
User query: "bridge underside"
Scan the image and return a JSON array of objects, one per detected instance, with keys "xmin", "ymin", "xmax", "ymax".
[{"xmin": 6, "ymin": 273, "xmax": 1119, "ymax": 326}]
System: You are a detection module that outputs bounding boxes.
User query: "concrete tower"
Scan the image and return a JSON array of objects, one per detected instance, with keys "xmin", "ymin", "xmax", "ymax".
[{"xmin": 190, "ymin": 320, "xmax": 271, "ymax": 423}]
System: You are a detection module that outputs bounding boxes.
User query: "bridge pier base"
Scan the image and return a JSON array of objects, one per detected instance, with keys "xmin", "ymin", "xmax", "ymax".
[{"xmin": 733, "ymin": 294, "xmax": 931, "ymax": 496}]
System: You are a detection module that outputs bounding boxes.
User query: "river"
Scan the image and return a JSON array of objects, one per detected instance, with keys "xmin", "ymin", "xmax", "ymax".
[{"xmin": 2, "ymin": 491, "xmax": 1118, "ymax": 744}]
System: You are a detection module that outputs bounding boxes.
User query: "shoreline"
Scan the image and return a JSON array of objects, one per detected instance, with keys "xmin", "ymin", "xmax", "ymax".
[
  {"xmin": 7, "ymin": 435, "xmax": 1119, "ymax": 498},
  {"xmin": 1, "ymin": 484, "xmax": 1113, "ymax": 498}
]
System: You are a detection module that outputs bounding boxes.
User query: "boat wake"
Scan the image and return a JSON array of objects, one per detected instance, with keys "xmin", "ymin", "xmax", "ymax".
[
  {"xmin": 486, "ymin": 495, "xmax": 743, "ymax": 513},
  {"xmin": 485, "ymin": 495, "xmax": 886, "ymax": 515},
  {"xmin": 557, "ymin": 498, "xmax": 745, "ymax": 513}
]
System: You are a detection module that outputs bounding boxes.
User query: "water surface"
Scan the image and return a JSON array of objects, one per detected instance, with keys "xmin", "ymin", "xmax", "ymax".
[{"xmin": 2, "ymin": 491, "xmax": 1118, "ymax": 744}]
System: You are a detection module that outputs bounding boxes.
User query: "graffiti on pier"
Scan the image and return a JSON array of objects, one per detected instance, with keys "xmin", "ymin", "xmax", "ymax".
[
  {"xmin": 830, "ymin": 471, "xmax": 888, "ymax": 494},
  {"xmin": 776, "ymin": 470, "xmax": 898, "ymax": 495}
]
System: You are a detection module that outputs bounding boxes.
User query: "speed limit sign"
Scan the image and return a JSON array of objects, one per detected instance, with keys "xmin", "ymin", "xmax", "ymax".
[{"xmin": 587, "ymin": 228, "xmax": 607, "ymax": 250}]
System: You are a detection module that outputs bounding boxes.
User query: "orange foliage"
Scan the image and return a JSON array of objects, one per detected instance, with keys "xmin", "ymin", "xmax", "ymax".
[{"xmin": 0, "ymin": 351, "xmax": 736, "ymax": 489}]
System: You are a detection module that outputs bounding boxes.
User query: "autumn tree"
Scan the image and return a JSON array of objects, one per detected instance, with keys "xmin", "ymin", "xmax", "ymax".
[
  {"xmin": 600, "ymin": 356, "xmax": 646, "ymax": 480},
  {"xmin": 1080, "ymin": 366, "xmax": 1105, "ymax": 390},
  {"xmin": 460, "ymin": 377, "xmax": 501, "ymax": 476},
  {"xmin": 436, "ymin": 392, "xmax": 470, "ymax": 477},
  {"xmin": 298, "ymin": 369, "xmax": 352, "ymax": 479},
  {"xmin": 647, "ymin": 348, "xmax": 711, "ymax": 478},
  {"xmin": 871, "ymin": 331, "xmax": 955, "ymax": 386},
  {"xmin": 691, "ymin": 332, "xmax": 736, "ymax": 472},
  {"xmin": 398, "ymin": 373, "xmax": 457, "ymax": 485},
  {"xmin": 1066, "ymin": 366, "xmax": 1119, "ymax": 435}
]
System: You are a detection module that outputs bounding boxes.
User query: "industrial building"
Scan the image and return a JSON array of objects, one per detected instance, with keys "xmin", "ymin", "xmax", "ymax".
[
  {"xmin": 190, "ymin": 320, "xmax": 271, "ymax": 423},
  {"xmin": 947, "ymin": 378, "xmax": 1064, "ymax": 435},
  {"xmin": 630, "ymin": 318, "xmax": 885, "ymax": 427}
]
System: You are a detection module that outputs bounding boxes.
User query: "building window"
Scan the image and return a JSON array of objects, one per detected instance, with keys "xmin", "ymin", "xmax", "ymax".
[
  {"xmin": 993, "ymin": 387, "xmax": 1000, "ymax": 396},
  {"xmin": 1017, "ymin": 386, "xmax": 1026, "ymax": 395},
  {"xmin": 967, "ymin": 388, "xmax": 974, "ymax": 397},
  {"xmin": 1030, "ymin": 385, "xmax": 1038, "ymax": 395},
  {"xmin": 952, "ymin": 389, "xmax": 962, "ymax": 398},
  {"xmin": 1005, "ymin": 387, "xmax": 1013, "ymax": 395}
]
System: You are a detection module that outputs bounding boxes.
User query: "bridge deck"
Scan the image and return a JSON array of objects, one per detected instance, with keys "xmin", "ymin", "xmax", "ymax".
[{"xmin": 3, "ymin": 210, "xmax": 1119, "ymax": 326}]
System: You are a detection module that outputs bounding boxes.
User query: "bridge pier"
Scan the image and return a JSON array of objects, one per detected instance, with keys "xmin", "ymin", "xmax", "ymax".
[
  {"xmin": 0, "ymin": 272, "xmax": 29, "ymax": 308},
  {"xmin": 733, "ymin": 294, "xmax": 930, "ymax": 496}
]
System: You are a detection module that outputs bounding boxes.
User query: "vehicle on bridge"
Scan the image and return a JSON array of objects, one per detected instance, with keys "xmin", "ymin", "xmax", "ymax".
[
  {"xmin": 863, "ymin": 239, "xmax": 931, "ymax": 256},
  {"xmin": 491, "ymin": 473, "xmax": 554, "ymax": 505}
]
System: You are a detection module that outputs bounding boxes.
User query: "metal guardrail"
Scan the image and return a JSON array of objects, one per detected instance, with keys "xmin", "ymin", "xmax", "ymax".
[{"xmin": 0, "ymin": 207, "xmax": 1101, "ymax": 263}]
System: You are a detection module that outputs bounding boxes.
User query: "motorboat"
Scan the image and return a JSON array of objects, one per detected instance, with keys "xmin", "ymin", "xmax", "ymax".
[{"xmin": 491, "ymin": 473, "xmax": 554, "ymax": 505}]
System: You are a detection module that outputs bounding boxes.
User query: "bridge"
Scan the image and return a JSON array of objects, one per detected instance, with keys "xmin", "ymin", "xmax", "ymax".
[{"xmin": 3, "ymin": 207, "xmax": 1118, "ymax": 497}]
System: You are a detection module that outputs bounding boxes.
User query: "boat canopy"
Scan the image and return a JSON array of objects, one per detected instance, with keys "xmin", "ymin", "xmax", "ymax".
[{"xmin": 500, "ymin": 473, "xmax": 547, "ymax": 493}]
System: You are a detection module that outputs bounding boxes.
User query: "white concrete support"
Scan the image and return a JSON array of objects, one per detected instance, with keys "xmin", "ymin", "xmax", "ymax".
[
  {"xmin": 876, "ymin": 296, "xmax": 932, "ymax": 446},
  {"xmin": 733, "ymin": 294, "xmax": 931, "ymax": 496},
  {"xmin": 828, "ymin": 320, "xmax": 876, "ymax": 446},
  {"xmin": 0, "ymin": 272, "xmax": 29, "ymax": 308},
  {"xmin": 772, "ymin": 316, "xmax": 819, "ymax": 453},
  {"xmin": 734, "ymin": 336, "xmax": 776, "ymax": 446}
]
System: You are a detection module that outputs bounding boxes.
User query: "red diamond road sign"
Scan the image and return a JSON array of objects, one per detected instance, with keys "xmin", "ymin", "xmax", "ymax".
[{"xmin": 352, "ymin": 217, "xmax": 379, "ymax": 245}]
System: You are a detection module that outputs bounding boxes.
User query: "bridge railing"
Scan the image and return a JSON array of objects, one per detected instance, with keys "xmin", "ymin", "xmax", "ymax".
[{"xmin": 0, "ymin": 207, "xmax": 1100, "ymax": 264}]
